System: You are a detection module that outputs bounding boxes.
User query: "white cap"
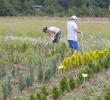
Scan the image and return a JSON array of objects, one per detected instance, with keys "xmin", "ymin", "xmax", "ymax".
[{"xmin": 70, "ymin": 15, "xmax": 78, "ymax": 20}]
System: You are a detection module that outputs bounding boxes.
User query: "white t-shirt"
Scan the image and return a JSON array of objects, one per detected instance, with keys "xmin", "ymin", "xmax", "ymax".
[
  {"xmin": 47, "ymin": 26, "xmax": 60, "ymax": 34},
  {"xmin": 67, "ymin": 21, "xmax": 78, "ymax": 41}
]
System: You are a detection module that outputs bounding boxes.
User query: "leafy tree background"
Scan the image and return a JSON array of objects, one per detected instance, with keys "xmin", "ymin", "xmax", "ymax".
[{"xmin": 0, "ymin": 0, "xmax": 110, "ymax": 16}]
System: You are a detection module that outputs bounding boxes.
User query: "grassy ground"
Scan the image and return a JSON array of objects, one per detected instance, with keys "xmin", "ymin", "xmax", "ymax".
[{"xmin": 0, "ymin": 17, "xmax": 110, "ymax": 39}]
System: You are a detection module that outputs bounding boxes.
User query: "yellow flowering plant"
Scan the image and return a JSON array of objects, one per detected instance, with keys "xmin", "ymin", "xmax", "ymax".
[{"xmin": 60, "ymin": 47, "xmax": 110, "ymax": 73}]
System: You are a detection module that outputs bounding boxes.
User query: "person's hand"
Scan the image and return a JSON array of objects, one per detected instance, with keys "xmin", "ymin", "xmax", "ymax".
[{"xmin": 47, "ymin": 36, "xmax": 50, "ymax": 41}]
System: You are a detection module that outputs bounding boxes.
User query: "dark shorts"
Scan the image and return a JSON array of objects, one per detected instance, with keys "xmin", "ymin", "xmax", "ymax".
[
  {"xmin": 68, "ymin": 40, "xmax": 78, "ymax": 51},
  {"xmin": 53, "ymin": 32, "xmax": 61, "ymax": 43}
]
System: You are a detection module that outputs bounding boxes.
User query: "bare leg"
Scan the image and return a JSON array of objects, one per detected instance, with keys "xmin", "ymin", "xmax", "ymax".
[
  {"xmin": 69, "ymin": 48, "xmax": 78, "ymax": 56},
  {"xmin": 74, "ymin": 49, "xmax": 78, "ymax": 53},
  {"xmin": 68, "ymin": 48, "xmax": 72, "ymax": 56}
]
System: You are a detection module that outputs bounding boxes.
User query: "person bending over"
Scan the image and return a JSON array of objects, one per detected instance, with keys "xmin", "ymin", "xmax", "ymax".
[{"xmin": 43, "ymin": 26, "xmax": 61, "ymax": 49}]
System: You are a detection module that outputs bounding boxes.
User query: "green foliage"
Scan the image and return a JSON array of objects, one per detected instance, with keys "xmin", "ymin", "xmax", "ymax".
[
  {"xmin": 102, "ymin": 56, "xmax": 109, "ymax": 68},
  {"xmin": 68, "ymin": 76, "xmax": 75, "ymax": 90},
  {"xmin": 52, "ymin": 87, "xmax": 60, "ymax": 100},
  {"xmin": 29, "ymin": 92, "xmax": 46, "ymax": 100},
  {"xmin": 45, "ymin": 5, "xmax": 55, "ymax": 16},
  {"xmin": 37, "ymin": 58, "xmax": 43, "ymax": 82},
  {"xmin": 94, "ymin": 7, "xmax": 110, "ymax": 17},
  {"xmin": 18, "ymin": 74, "xmax": 26, "ymax": 93},
  {"xmin": 14, "ymin": 96, "xmax": 21, "ymax": 100},
  {"xmin": 94, "ymin": 61, "xmax": 102, "ymax": 73},
  {"xmin": 60, "ymin": 76, "xmax": 69, "ymax": 92},
  {"xmin": 48, "ymin": 54, "xmax": 60, "ymax": 75},
  {"xmin": 95, "ymin": 96, "xmax": 102, "ymax": 100},
  {"xmin": 36, "ymin": 92, "xmax": 45, "ymax": 100},
  {"xmin": 83, "ymin": 67, "xmax": 92, "ymax": 75},
  {"xmin": 11, "ymin": 66, "xmax": 16, "ymax": 78},
  {"xmin": 0, "ymin": 0, "xmax": 34, "ymax": 16},
  {"xmin": 16, "ymin": 67, "xmax": 20, "ymax": 76},
  {"xmin": 27, "ymin": 61, "xmax": 35, "ymax": 82},
  {"xmin": 0, "ymin": 0, "xmax": 16, "ymax": 16},
  {"xmin": 104, "ymin": 91, "xmax": 110, "ymax": 100},
  {"xmin": 29, "ymin": 93, "xmax": 37, "ymax": 100},
  {"xmin": 78, "ymin": 72, "xmax": 83, "ymax": 83},
  {"xmin": 25, "ymin": 74, "xmax": 33, "ymax": 88},
  {"xmin": 43, "ymin": 67, "xmax": 52, "ymax": 81},
  {"xmin": 40, "ymin": 85, "xmax": 48, "ymax": 97},
  {"xmin": 76, "ymin": 72, "xmax": 83, "ymax": 86},
  {"xmin": 0, "ymin": 0, "xmax": 109, "ymax": 16},
  {"xmin": 74, "ymin": 94, "xmax": 90, "ymax": 100},
  {"xmin": 2, "ymin": 77, "xmax": 12, "ymax": 99},
  {"xmin": 0, "ymin": 66, "xmax": 6, "ymax": 79}
]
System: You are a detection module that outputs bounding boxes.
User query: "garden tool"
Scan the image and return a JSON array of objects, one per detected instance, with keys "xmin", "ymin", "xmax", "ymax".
[{"xmin": 81, "ymin": 32, "xmax": 84, "ymax": 55}]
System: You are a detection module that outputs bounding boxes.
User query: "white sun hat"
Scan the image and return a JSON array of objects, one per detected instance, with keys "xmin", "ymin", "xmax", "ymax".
[{"xmin": 70, "ymin": 15, "xmax": 78, "ymax": 20}]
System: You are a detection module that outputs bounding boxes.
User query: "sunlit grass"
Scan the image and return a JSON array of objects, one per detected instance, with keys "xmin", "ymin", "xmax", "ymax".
[
  {"xmin": 79, "ymin": 21, "xmax": 110, "ymax": 39},
  {"xmin": 0, "ymin": 17, "xmax": 110, "ymax": 39}
]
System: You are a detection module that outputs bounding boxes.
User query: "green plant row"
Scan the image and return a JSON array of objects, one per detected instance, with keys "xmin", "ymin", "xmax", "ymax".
[
  {"xmin": 27, "ymin": 47, "xmax": 110, "ymax": 100},
  {"xmin": 0, "ymin": 40, "xmax": 67, "ymax": 99}
]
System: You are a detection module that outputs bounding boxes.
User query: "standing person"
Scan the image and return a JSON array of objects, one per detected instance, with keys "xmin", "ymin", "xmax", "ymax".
[
  {"xmin": 67, "ymin": 15, "xmax": 82, "ymax": 55},
  {"xmin": 42, "ymin": 26, "xmax": 61, "ymax": 49}
]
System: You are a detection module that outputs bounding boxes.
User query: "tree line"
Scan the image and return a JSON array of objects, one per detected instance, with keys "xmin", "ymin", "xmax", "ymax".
[{"xmin": 0, "ymin": 0, "xmax": 110, "ymax": 17}]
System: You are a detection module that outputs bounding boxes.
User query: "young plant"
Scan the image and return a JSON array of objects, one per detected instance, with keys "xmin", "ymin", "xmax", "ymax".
[
  {"xmin": 84, "ymin": 66, "xmax": 92, "ymax": 75},
  {"xmin": 95, "ymin": 61, "xmax": 102, "ymax": 73},
  {"xmin": 37, "ymin": 58, "xmax": 43, "ymax": 82},
  {"xmin": 95, "ymin": 96, "xmax": 102, "ymax": 100},
  {"xmin": 16, "ymin": 66, "xmax": 20, "ymax": 76},
  {"xmin": 29, "ymin": 93, "xmax": 37, "ymax": 100},
  {"xmin": 104, "ymin": 91, "xmax": 110, "ymax": 100},
  {"xmin": 68, "ymin": 76, "xmax": 75, "ymax": 90},
  {"xmin": 62, "ymin": 57, "xmax": 71, "ymax": 72},
  {"xmin": 49, "ymin": 54, "xmax": 59, "ymax": 75},
  {"xmin": 2, "ymin": 77, "xmax": 12, "ymax": 100},
  {"xmin": 0, "ymin": 66, "xmax": 6, "ymax": 79},
  {"xmin": 18, "ymin": 74, "xmax": 26, "ymax": 93},
  {"xmin": 60, "ymin": 76, "xmax": 69, "ymax": 92},
  {"xmin": 37, "ymin": 66, "xmax": 43, "ymax": 82},
  {"xmin": 11, "ymin": 66, "xmax": 16, "ymax": 78},
  {"xmin": 40, "ymin": 85, "xmax": 48, "ymax": 97},
  {"xmin": 14, "ymin": 96, "xmax": 22, "ymax": 100},
  {"xmin": 76, "ymin": 72, "xmax": 83, "ymax": 86},
  {"xmin": 52, "ymin": 87, "xmax": 60, "ymax": 100},
  {"xmin": 36, "ymin": 92, "xmax": 43, "ymax": 100},
  {"xmin": 43, "ymin": 67, "xmax": 52, "ymax": 81},
  {"xmin": 25, "ymin": 74, "xmax": 33, "ymax": 88}
]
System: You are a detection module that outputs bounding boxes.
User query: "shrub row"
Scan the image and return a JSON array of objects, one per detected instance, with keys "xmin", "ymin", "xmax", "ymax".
[
  {"xmin": 27, "ymin": 47, "xmax": 110, "ymax": 100},
  {"xmin": 61, "ymin": 48, "xmax": 110, "ymax": 72}
]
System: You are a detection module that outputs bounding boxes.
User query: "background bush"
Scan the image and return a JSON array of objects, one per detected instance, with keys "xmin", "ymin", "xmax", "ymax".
[{"xmin": 0, "ymin": 0, "xmax": 109, "ymax": 17}]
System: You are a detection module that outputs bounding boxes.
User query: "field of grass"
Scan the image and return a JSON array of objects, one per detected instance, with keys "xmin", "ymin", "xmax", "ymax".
[
  {"xmin": 0, "ymin": 17, "xmax": 110, "ymax": 100},
  {"xmin": 0, "ymin": 17, "xmax": 110, "ymax": 39}
]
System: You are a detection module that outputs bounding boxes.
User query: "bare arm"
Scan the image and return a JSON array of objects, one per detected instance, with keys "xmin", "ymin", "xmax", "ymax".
[
  {"xmin": 49, "ymin": 32, "xmax": 57, "ymax": 37},
  {"xmin": 47, "ymin": 32, "xmax": 55, "ymax": 41},
  {"xmin": 74, "ymin": 29, "xmax": 81, "ymax": 34},
  {"xmin": 74, "ymin": 29, "xmax": 83, "ymax": 36},
  {"xmin": 48, "ymin": 32, "xmax": 51, "ymax": 38}
]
